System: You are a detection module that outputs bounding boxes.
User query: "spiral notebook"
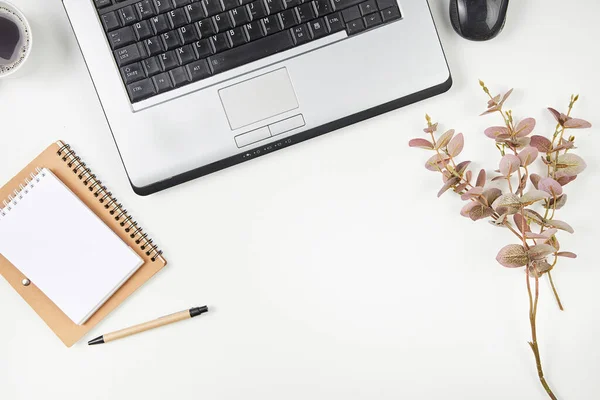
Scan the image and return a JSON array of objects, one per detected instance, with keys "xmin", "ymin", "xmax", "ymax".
[{"xmin": 0, "ymin": 141, "xmax": 167, "ymax": 346}]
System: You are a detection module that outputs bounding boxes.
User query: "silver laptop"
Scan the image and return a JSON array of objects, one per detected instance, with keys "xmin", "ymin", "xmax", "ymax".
[{"xmin": 63, "ymin": 0, "xmax": 451, "ymax": 195}]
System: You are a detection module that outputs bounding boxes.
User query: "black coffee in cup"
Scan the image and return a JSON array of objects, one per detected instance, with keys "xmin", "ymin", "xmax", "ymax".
[
  {"xmin": 0, "ymin": 3, "xmax": 30, "ymax": 76},
  {"xmin": 0, "ymin": 15, "xmax": 20, "ymax": 61}
]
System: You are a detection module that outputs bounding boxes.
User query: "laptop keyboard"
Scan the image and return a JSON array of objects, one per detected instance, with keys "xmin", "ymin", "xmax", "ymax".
[{"xmin": 94, "ymin": 0, "xmax": 402, "ymax": 103}]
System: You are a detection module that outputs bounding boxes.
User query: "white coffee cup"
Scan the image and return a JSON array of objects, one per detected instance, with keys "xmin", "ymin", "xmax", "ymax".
[{"xmin": 0, "ymin": 0, "xmax": 32, "ymax": 78}]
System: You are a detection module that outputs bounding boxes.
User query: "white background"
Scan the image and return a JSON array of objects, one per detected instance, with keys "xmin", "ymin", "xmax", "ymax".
[{"xmin": 1, "ymin": 0, "xmax": 599, "ymax": 399}]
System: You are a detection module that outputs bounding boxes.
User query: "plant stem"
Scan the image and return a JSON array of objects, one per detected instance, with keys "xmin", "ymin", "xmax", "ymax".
[
  {"xmin": 547, "ymin": 271, "xmax": 564, "ymax": 311},
  {"xmin": 526, "ymin": 271, "xmax": 558, "ymax": 400}
]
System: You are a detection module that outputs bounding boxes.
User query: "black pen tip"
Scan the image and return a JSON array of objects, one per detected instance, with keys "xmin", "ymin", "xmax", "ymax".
[
  {"xmin": 190, "ymin": 305, "xmax": 209, "ymax": 317},
  {"xmin": 88, "ymin": 336, "xmax": 105, "ymax": 345}
]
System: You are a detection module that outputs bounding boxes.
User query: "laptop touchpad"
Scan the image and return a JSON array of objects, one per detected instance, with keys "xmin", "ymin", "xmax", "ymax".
[{"xmin": 219, "ymin": 68, "xmax": 299, "ymax": 130}]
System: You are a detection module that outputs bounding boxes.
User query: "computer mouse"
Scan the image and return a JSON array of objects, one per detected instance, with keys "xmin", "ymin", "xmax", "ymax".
[{"xmin": 449, "ymin": 0, "xmax": 509, "ymax": 41}]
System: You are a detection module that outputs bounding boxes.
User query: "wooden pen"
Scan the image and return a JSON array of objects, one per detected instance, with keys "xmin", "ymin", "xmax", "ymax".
[{"xmin": 88, "ymin": 306, "xmax": 208, "ymax": 345}]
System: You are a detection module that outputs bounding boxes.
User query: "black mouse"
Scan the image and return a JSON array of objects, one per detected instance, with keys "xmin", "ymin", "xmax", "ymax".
[{"xmin": 449, "ymin": 0, "xmax": 509, "ymax": 41}]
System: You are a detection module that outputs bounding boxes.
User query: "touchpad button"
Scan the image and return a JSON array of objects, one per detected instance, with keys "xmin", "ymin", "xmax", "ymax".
[{"xmin": 219, "ymin": 68, "xmax": 299, "ymax": 130}]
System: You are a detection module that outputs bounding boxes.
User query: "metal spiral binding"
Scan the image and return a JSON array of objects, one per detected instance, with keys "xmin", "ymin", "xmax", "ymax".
[
  {"xmin": 56, "ymin": 144, "xmax": 163, "ymax": 262},
  {"xmin": 0, "ymin": 168, "xmax": 46, "ymax": 218}
]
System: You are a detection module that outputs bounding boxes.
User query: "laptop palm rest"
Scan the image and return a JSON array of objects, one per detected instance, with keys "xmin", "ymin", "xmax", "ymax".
[{"xmin": 219, "ymin": 68, "xmax": 300, "ymax": 131}]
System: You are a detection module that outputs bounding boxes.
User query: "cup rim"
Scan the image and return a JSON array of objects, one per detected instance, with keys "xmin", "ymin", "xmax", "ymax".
[{"xmin": 0, "ymin": 0, "xmax": 32, "ymax": 78}]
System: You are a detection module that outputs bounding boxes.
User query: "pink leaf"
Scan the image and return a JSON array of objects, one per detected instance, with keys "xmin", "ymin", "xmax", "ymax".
[
  {"xmin": 530, "ymin": 173, "xmax": 542, "ymax": 189},
  {"xmin": 547, "ymin": 107, "xmax": 562, "ymax": 123},
  {"xmin": 556, "ymin": 154, "xmax": 587, "ymax": 175},
  {"xmin": 496, "ymin": 244, "xmax": 528, "ymax": 268},
  {"xmin": 556, "ymin": 252, "xmax": 577, "ymax": 259},
  {"xmin": 499, "ymin": 89, "xmax": 513, "ymax": 106},
  {"xmin": 518, "ymin": 147, "xmax": 539, "ymax": 167},
  {"xmin": 460, "ymin": 187, "xmax": 483, "ymax": 201},
  {"xmin": 409, "ymin": 138, "xmax": 434, "ymax": 149},
  {"xmin": 447, "ymin": 133, "xmax": 464, "ymax": 157},
  {"xmin": 555, "ymin": 172, "xmax": 577, "ymax": 186},
  {"xmin": 499, "ymin": 154, "xmax": 521, "ymax": 176},
  {"xmin": 528, "ymin": 244, "xmax": 556, "ymax": 261},
  {"xmin": 520, "ymin": 190, "xmax": 551, "ymax": 206},
  {"xmin": 437, "ymin": 177, "xmax": 460, "ymax": 198},
  {"xmin": 484, "ymin": 126, "xmax": 509, "ymax": 139},
  {"xmin": 469, "ymin": 205, "xmax": 494, "ymax": 221},
  {"xmin": 455, "ymin": 161, "xmax": 471, "ymax": 175},
  {"xmin": 538, "ymin": 177, "xmax": 563, "ymax": 196},
  {"xmin": 423, "ymin": 122, "xmax": 438, "ymax": 134},
  {"xmin": 513, "ymin": 213, "xmax": 531, "ymax": 234},
  {"xmin": 476, "ymin": 169, "xmax": 486, "ymax": 187},
  {"xmin": 530, "ymin": 135, "xmax": 552, "ymax": 153},
  {"xmin": 563, "ymin": 118, "xmax": 591, "ymax": 129},
  {"xmin": 515, "ymin": 118, "xmax": 536, "ymax": 137},
  {"xmin": 435, "ymin": 129, "xmax": 455, "ymax": 149},
  {"xmin": 460, "ymin": 202, "xmax": 477, "ymax": 218},
  {"xmin": 465, "ymin": 170, "xmax": 472, "ymax": 183},
  {"xmin": 425, "ymin": 154, "xmax": 450, "ymax": 171},
  {"xmin": 547, "ymin": 219, "xmax": 574, "ymax": 234},
  {"xmin": 482, "ymin": 188, "xmax": 502, "ymax": 205}
]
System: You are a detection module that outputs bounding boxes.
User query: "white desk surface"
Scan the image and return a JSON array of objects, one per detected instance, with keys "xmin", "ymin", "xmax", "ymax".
[{"xmin": 1, "ymin": 0, "xmax": 599, "ymax": 399}]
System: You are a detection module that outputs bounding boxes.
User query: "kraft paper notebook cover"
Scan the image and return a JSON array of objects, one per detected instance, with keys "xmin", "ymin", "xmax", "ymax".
[{"xmin": 0, "ymin": 141, "xmax": 167, "ymax": 347}]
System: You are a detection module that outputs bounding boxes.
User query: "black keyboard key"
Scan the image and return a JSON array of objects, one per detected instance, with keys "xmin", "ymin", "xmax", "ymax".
[
  {"xmin": 243, "ymin": 21, "xmax": 264, "ymax": 40},
  {"xmin": 196, "ymin": 18, "xmax": 217, "ymax": 37},
  {"xmin": 345, "ymin": 18, "xmax": 364, "ymax": 34},
  {"xmin": 186, "ymin": 59, "xmax": 212, "ymax": 81},
  {"xmin": 290, "ymin": 24, "xmax": 310, "ymax": 44},
  {"xmin": 151, "ymin": 14, "xmax": 172, "ymax": 34},
  {"xmin": 282, "ymin": 0, "xmax": 300, "ymax": 8},
  {"xmin": 119, "ymin": 5, "xmax": 140, "ymax": 25},
  {"xmin": 95, "ymin": 0, "xmax": 112, "ymax": 8},
  {"xmin": 213, "ymin": 12, "xmax": 233, "ymax": 32},
  {"xmin": 203, "ymin": 0, "xmax": 224, "ymax": 16},
  {"xmin": 169, "ymin": 66, "xmax": 191, "ymax": 87},
  {"xmin": 142, "ymin": 56, "xmax": 162, "ymax": 76},
  {"xmin": 121, "ymin": 62, "xmax": 146, "ymax": 83},
  {"xmin": 114, "ymin": 43, "xmax": 146, "ymax": 66},
  {"xmin": 226, "ymin": 27, "xmax": 248, "ymax": 47},
  {"xmin": 363, "ymin": 11, "xmax": 382, "ymax": 28},
  {"xmin": 209, "ymin": 33, "xmax": 231, "ymax": 52},
  {"xmin": 331, "ymin": 0, "xmax": 363, "ymax": 11},
  {"xmin": 359, "ymin": 0, "xmax": 377, "ymax": 15},
  {"xmin": 153, "ymin": 0, "xmax": 173, "ymax": 13},
  {"xmin": 207, "ymin": 30, "xmax": 293, "ymax": 73},
  {"xmin": 102, "ymin": 12, "xmax": 121, "ymax": 32},
  {"xmin": 127, "ymin": 78, "xmax": 156, "ymax": 102},
  {"xmin": 278, "ymin": 9, "xmax": 298, "ymax": 29},
  {"xmin": 313, "ymin": 0, "xmax": 331, "ymax": 16},
  {"xmin": 264, "ymin": 0, "xmax": 284, "ymax": 13},
  {"xmin": 185, "ymin": 2, "xmax": 206, "ymax": 22},
  {"xmin": 376, "ymin": 0, "xmax": 396, "ymax": 10},
  {"xmin": 193, "ymin": 39, "xmax": 214, "ymax": 57},
  {"xmin": 261, "ymin": 16, "xmax": 280, "ymax": 34},
  {"xmin": 325, "ymin": 12, "xmax": 344, "ymax": 32},
  {"xmin": 295, "ymin": 3, "xmax": 315, "ymax": 22},
  {"xmin": 240, "ymin": 0, "xmax": 253, "ymax": 4},
  {"xmin": 342, "ymin": 6, "xmax": 360, "ymax": 22},
  {"xmin": 247, "ymin": 1, "xmax": 267, "ymax": 20},
  {"xmin": 144, "ymin": 36, "xmax": 164, "ymax": 55},
  {"xmin": 161, "ymin": 30, "xmax": 182, "ymax": 50},
  {"xmin": 134, "ymin": 20, "xmax": 154, "ymax": 40},
  {"xmin": 135, "ymin": 1, "xmax": 156, "ymax": 18},
  {"xmin": 168, "ymin": 8, "xmax": 190, "ymax": 28},
  {"xmin": 380, "ymin": 6, "xmax": 400, "ymax": 22},
  {"xmin": 176, "ymin": 44, "xmax": 197, "ymax": 64},
  {"xmin": 179, "ymin": 24, "xmax": 199, "ymax": 44},
  {"xmin": 159, "ymin": 50, "xmax": 179, "ymax": 70},
  {"xmin": 108, "ymin": 26, "xmax": 136, "ymax": 49},
  {"xmin": 230, "ymin": 6, "xmax": 251, "ymax": 26},
  {"xmin": 172, "ymin": 0, "xmax": 192, "ymax": 7},
  {"xmin": 222, "ymin": 0, "xmax": 239, "ymax": 10},
  {"xmin": 307, "ymin": 17, "xmax": 327, "ymax": 38},
  {"xmin": 152, "ymin": 72, "xmax": 174, "ymax": 92}
]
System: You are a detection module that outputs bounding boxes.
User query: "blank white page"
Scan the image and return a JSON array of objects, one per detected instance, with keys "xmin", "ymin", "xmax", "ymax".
[{"xmin": 0, "ymin": 169, "xmax": 143, "ymax": 325}]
